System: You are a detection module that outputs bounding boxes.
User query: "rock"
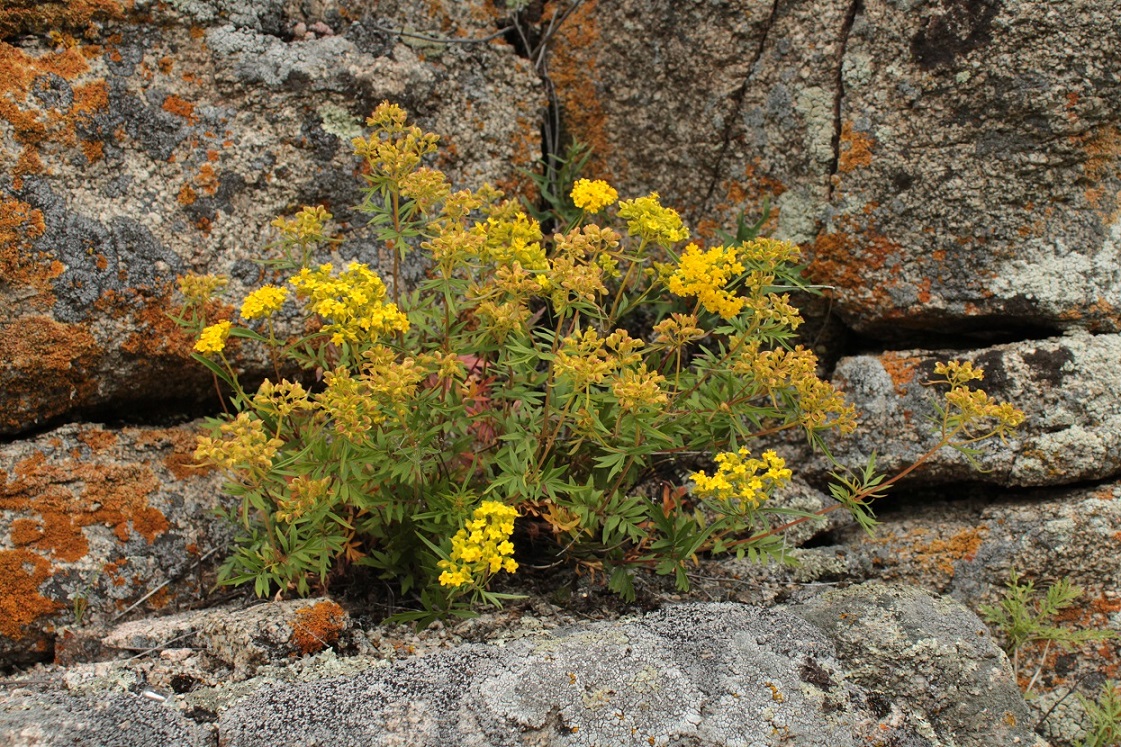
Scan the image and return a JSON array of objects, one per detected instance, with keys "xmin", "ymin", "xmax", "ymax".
[
  {"xmin": 0, "ymin": 421, "xmax": 227, "ymax": 668},
  {"xmin": 0, "ymin": 690, "xmax": 210, "ymax": 747},
  {"xmin": 0, "ymin": 594, "xmax": 1036, "ymax": 746},
  {"xmin": 820, "ymin": 331, "xmax": 1121, "ymax": 487},
  {"xmin": 547, "ymin": 0, "xmax": 1121, "ymax": 336},
  {"xmin": 788, "ymin": 583, "xmax": 1046, "ymax": 747},
  {"xmin": 798, "ymin": 480, "xmax": 1121, "ymax": 725},
  {"xmin": 101, "ymin": 598, "xmax": 352, "ymax": 676},
  {"xmin": 0, "ymin": 1, "xmax": 541, "ymax": 436}
]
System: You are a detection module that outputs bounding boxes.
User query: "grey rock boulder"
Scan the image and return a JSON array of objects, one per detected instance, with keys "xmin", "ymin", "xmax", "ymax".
[
  {"xmin": 788, "ymin": 583, "xmax": 1046, "ymax": 747},
  {"xmin": 0, "ymin": 421, "xmax": 226, "ymax": 668},
  {"xmin": 547, "ymin": 0, "xmax": 1121, "ymax": 336},
  {"xmin": 821, "ymin": 330, "xmax": 1121, "ymax": 487},
  {"xmin": 213, "ymin": 596, "xmax": 1039, "ymax": 747},
  {"xmin": 0, "ymin": 1, "xmax": 541, "ymax": 435},
  {"xmin": 0, "ymin": 690, "xmax": 209, "ymax": 747}
]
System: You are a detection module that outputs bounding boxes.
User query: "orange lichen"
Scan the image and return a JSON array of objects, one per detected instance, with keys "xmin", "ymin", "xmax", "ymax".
[
  {"xmin": 0, "ymin": 196, "xmax": 55, "ymax": 307},
  {"xmin": 871, "ymin": 525, "xmax": 988, "ymax": 582},
  {"xmin": 161, "ymin": 94, "xmax": 198, "ymax": 125},
  {"xmin": 547, "ymin": 0, "xmax": 614, "ymax": 181},
  {"xmin": 808, "ymin": 210, "xmax": 905, "ymax": 317},
  {"xmin": 9, "ymin": 518, "xmax": 43, "ymax": 546},
  {"xmin": 0, "ymin": 316, "xmax": 99, "ymax": 431},
  {"xmin": 131, "ymin": 426, "xmax": 213, "ymax": 480},
  {"xmin": 196, "ymin": 163, "xmax": 219, "ymax": 195},
  {"xmin": 0, "ymin": 42, "xmax": 112, "ymax": 193},
  {"xmin": 77, "ymin": 427, "xmax": 118, "ymax": 451},
  {"xmin": 837, "ymin": 121, "xmax": 875, "ymax": 173},
  {"xmin": 494, "ymin": 115, "xmax": 540, "ymax": 199},
  {"xmin": 0, "ymin": 0, "xmax": 124, "ymax": 38},
  {"xmin": 0, "ymin": 549, "xmax": 62, "ymax": 640},
  {"xmin": 0, "ymin": 448, "xmax": 167, "ymax": 563},
  {"xmin": 1081, "ymin": 125, "xmax": 1120, "ymax": 182},
  {"xmin": 177, "ymin": 183, "xmax": 198, "ymax": 205},
  {"xmin": 290, "ymin": 600, "xmax": 346, "ymax": 655},
  {"xmin": 880, "ymin": 352, "xmax": 922, "ymax": 396}
]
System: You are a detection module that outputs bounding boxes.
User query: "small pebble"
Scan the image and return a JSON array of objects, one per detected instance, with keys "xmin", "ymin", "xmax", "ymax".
[
  {"xmin": 292, "ymin": 21, "xmax": 307, "ymax": 38},
  {"xmin": 160, "ymin": 648, "xmax": 194, "ymax": 662},
  {"xmin": 309, "ymin": 21, "xmax": 334, "ymax": 36}
]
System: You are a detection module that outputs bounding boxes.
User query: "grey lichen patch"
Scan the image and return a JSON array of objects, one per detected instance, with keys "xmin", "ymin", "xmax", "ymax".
[
  {"xmin": 218, "ymin": 603, "xmax": 860, "ymax": 746},
  {"xmin": 317, "ymin": 103, "xmax": 363, "ymax": 141},
  {"xmin": 788, "ymin": 583, "xmax": 1047, "ymax": 747}
]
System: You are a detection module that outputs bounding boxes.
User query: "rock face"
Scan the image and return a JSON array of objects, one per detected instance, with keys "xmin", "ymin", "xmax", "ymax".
[
  {"xmin": 0, "ymin": 592, "xmax": 1045, "ymax": 747},
  {"xmin": 820, "ymin": 331, "xmax": 1121, "ymax": 487},
  {"xmin": 0, "ymin": 422, "xmax": 226, "ymax": 667},
  {"xmin": 0, "ymin": 0, "xmax": 541, "ymax": 435},
  {"xmin": 549, "ymin": 0, "xmax": 1121, "ymax": 337}
]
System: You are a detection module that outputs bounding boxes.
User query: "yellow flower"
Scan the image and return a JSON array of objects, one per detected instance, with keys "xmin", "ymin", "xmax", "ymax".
[
  {"xmin": 616, "ymin": 192, "xmax": 689, "ymax": 246},
  {"xmin": 272, "ymin": 205, "xmax": 331, "ymax": 242},
  {"xmin": 691, "ymin": 448, "xmax": 792, "ymax": 510},
  {"xmin": 289, "ymin": 262, "xmax": 409, "ymax": 345},
  {"xmin": 667, "ymin": 243, "xmax": 746, "ymax": 320},
  {"xmin": 240, "ymin": 285, "xmax": 288, "ymax": 320},
  {"xmin": 571, "ymin": 179, "xmax": 618, "ymax": 214},
  {"xmin": 178, "ymin": 273, "xmax": 228, "ymax": 305},
  {"xmin": 194, "ymin": 320, "xmax": 232, "ymax": 354},
  {"xmin": 437, "ymin": 500, "xmax": 520, "ymax": 588}
]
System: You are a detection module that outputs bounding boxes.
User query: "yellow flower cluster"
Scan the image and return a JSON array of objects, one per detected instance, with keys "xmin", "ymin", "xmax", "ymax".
[
  {"xmin": 178, "ymin": 273, "xmax": 227, "ymax": 305},
  {"xmin": 275, "ymin": 475, "xmax": 333, "ymax": 524},
  {"xmin": 731, "ymin": 342, "xmax": 857, "ymax": 434},
  {"xmin": 616, "ymin": 192, "xmax": 689, "ymax": 246},
  {"xmin": 359, "ymin": 346, "xmax": 425, "ymax": 421},
  {"xmin": 691, "ymin": 448, "xmax": 792, "ymax": 509},
  {"xmin": 652, "ymin": 313, "xmax": 706, "ymax": 349},
  {"xmin": 554, "ymin": 328, "xmax": 644, "ymax": 393},
  {"xmin": 437, "ymin": 500, "xmax": 519, "ymax": 588},
  {"xmin": 315, "ymin": 368, "xmax": 374, "ymax": 439},
  {"xmin": 472, "ymin": 210, "xmax": 547, "ymax": 271},
  {"xmin": 611, "ymin": 366, "xmax": 668, "ymax": 411},
  {"xmin": 352, "ymin": 102, "xmax": 440, "ymax": 183},
  {"xmin": 195, "ymin": 412, "xmax": 284, "ymax": 475},
  {"xmin": 289, "ymin": 262, "xmax": 409, "ymax": 345},
  {"xmin": 194, "ymin": 320, "xmax": 232, "ymax": 354},
  {"xmin": 399, "ymin": 166, "xmax": 451, "ymax": 215},
  {"xmin": 667, "ymin": 243, "xmax": 746, "ymax": 319},
  {"xmin": 933, "ymin": 360, "xmax": 1025, "ymax": 434},
  {"xmin": 570, "ymin": 179, "xmax": 618, "ymax": 214},
  {"xmin": 252, "ymin": 379, "xmax": 313, "ymax": 418},
  {"xmin": 240, "ymin": 285, "xmax": 288, "ymax": 320},
  {"xmin": 272, "ymin": 205, "xmax": 331, "ymax": 243}
]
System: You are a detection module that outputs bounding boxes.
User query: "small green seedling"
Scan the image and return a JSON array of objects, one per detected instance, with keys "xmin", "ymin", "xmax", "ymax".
[{"xmin": 981, "ymin": 569, "xmax": 1116, "ymax": 696}]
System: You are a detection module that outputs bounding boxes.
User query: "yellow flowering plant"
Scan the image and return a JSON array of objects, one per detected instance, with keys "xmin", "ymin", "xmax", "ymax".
[{"xmin": 175, "ymin": 102, "xmax": 1023, "ymax": 617}]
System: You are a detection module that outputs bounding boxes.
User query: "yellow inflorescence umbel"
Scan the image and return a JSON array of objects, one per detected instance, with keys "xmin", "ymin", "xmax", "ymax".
[
  {"xmin": 194, "ymin": 320, "xmax": 232, "ymax": 354},
  {"xmin": 691, "ymin": 448, "xmax": 792, "ymax": 509},
  {"xmin": 438, "ymin": 500, "xmax": 519, "ymax": 588},
  {"xmin": 570, "ymin": 179, "xmax": 618, "ymax": 214},
  {"xmin": 616, "ymin": 192, "xmax": 689, "ymax": 246},
  {"xmin": 667, "ymin": 243, "xmax": 747, "ymax": 320},
  {"xmin": 289, "ymin": 262, "xmax": 409, "ymax": 345},
  {"xmin": 272, "ymin": 205, "xmax": 331, "ymax": 242},
  {"xmin": 240, "ymin": 285, "xmax": 288, "ymax": 320}
]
